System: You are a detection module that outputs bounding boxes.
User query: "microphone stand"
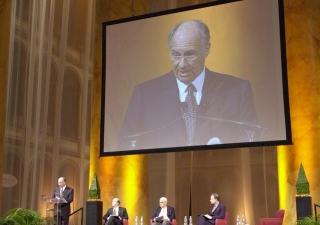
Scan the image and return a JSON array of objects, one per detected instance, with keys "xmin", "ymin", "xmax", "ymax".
[
  {"xmin": 184, "ymin": 113, "xmax": 268, "ymax": 142},
  {"xmin": 40, "ymin": 194, "xmax": 52, "ymax": 219},
  {"xmin": 126, "ymin": 115, "xmax": 183, "ymax": 149}
]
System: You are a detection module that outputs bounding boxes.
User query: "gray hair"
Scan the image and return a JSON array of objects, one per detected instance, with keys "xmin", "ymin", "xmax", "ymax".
[
  {"xmin": 58, "ymin": 177, "xmax": 66, "ymax": 182},
  {"xmin": 168, "ymin": 19, "xmax": 210, "ymax": 50},
  {"xmin": 160, "ymin": 197, "xmax": 168, "ymax": 203}
]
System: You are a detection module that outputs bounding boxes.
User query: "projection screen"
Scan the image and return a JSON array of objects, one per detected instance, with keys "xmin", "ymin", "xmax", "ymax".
[{"xmin": 100, "ymin": 0, "xmax": 292, "ymax": 156}]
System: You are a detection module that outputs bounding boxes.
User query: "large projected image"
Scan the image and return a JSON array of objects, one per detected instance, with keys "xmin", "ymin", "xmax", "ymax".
[{"xmin": 101, "ymin": 0, "xmax": 291, "ymax": 156}]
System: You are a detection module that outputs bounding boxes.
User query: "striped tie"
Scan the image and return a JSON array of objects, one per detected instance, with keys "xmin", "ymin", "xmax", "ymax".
[{"xmin": 185, "ymin": 84, "xmax": 198, "ymax": 145}]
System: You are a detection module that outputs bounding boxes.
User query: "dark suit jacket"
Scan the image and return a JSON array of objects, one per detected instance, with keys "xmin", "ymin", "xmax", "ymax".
[
  {"xmin": 52, "ymin": 186, "xmax": 74, "ymax": 217},
  {"xmin": 152, "ymin": 206, "xmax": 176, "ymax": 222},
  {"xmin": 118, "ymin": 68, "xmax": 258, "ymax": 151},
  {"xmin": 208, "ymin": 203, "xmax": 226, "ymax": 221},
  {"xmin": 103, "ymin": 207, "xmax": 129, "ymax": 221}
]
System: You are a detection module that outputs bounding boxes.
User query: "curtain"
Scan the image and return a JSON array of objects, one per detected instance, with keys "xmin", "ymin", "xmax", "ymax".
[{"xmin": 3, "ymin": 1, "xmax": 95, "ymax": 223}]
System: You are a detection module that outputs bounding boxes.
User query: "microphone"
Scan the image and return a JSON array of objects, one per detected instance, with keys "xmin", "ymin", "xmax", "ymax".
[
  {"xmin": 193, "ymin": 114, "xmax": 267, "ymax": 130},
  {"xmin": 180, "ymin": 105, "xmax": 267, "ymax": 142},
  {"xmin": 124, "ymin": 114, "xmax": 184, "ymax": 149},
  {"xmin": 40, "ymin": 194, "xmax": 47, "ymax": 204}
]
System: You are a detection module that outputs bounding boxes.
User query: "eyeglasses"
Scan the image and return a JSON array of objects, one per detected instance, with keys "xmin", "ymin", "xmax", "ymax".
[
  {"xmin": 170, "ymin": 50, "xmax": 202, "ymax": 62},
  {"xmin": 159, "ymin": 202, "xmax": 164, "ymax": 203}
]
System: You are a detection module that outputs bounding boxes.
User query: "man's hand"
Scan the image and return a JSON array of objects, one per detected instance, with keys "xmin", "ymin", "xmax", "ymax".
[{"xmin": 49, "ymin": 198, "xmax": 57, "ymax": 204}]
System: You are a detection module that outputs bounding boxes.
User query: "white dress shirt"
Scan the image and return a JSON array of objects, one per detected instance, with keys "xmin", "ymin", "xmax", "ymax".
[
  {"xmin": 176, "ymin": 67, "xmax": 205, "ymax": 105},
  {"xmin": 158, "ymin": 207, "xmax": 169, "ymax": 220}
]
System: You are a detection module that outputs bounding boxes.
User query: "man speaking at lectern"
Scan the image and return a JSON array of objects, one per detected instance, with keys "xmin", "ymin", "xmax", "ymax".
[
  {"xmin": 117, "ymin": 19, "xmax": 257, "ymax": 151},
  {"xmin": 50, "ymin": 177, "xmax": 74, "ymax": 225}
]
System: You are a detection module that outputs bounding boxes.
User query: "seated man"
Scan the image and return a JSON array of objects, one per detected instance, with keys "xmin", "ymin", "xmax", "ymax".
[
  {"xmin": 151, "ymin": 197, "xmax": 176, "ymax": 225},
  {"xmin": 197, "ymin": 193, "xmax": 226, "ymax": 225},
  {"xmin": 102, "ymin": 198, "xmax": 129, "ymax": 225}
]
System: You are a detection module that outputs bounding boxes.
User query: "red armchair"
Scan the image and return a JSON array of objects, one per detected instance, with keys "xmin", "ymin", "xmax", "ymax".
[
  {"xmin": 215, "ymin": 211, "xmax": 228, "ymax": 225},
  {"xmin": 259, "ymin": 209, "xmax": 285, "ymax": 225},
  {"xmin": 103, "ymin": 219, "xmax": 128, "ymax": 225},
  {"xmin": 150, "ymin": 219, "xmax": 177, "ymax": 225}
]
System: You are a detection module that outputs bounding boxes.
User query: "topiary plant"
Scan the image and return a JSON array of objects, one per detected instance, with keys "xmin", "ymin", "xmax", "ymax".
[
  {"xmin": 296, "ymin": 163, "xmax": 310, "ymax": 195},
  {"xmin": 88, "ymin": 173, "xmax": 101, "ymax": 199}
]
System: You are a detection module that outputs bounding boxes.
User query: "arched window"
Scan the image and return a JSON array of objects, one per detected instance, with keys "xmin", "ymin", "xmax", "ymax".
[
  {"xmin": 61, "ymin": 69, "xmax": 81, "ymax": 140},
  {"xmin": 32, "ymin": 57, "xmax": 58, "ymax": 132}
]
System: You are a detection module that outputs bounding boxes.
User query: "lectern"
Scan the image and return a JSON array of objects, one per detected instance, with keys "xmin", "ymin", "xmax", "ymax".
[
  {"xmin": 40, "ymin": 195, "xmax": 55, "ymax": 224},
  {"xmin": 49, "ymin": 195, "xmax": 68, "ymax": 225}
]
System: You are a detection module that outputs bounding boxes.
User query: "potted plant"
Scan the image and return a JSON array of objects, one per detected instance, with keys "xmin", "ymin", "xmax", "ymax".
[
  {"xmin": 296, "ymin": 163, "xmax": 312, "ymax": 220},
  {"xmin": 86, "ymin": 173, "xmax": 103, "ymax": 225},
  {"xmin": 0, "ymin": 208, "xmax": 53, "ymax": 225},
  {"xmin": 297, "ymin": 216, "xmax": 320, "ymax": 225}
]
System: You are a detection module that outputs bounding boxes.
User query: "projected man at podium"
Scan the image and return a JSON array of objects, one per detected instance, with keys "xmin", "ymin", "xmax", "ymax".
[
  {"xmin": 117, "ymin": 19, "xmax": 258, "ymax": 151},
  {"xmin": 50, "ymin": 177, "xmax": 74, "ymax": 225}
]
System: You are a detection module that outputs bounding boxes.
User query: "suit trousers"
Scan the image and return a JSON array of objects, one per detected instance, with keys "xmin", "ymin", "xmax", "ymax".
[
  {"xmin": 54, "ymin": 205, "xmax": 70, "ymax": 225},
  {"xmin": 197, "ymin": 216, "xmax": 215, "ymax": 225},
  {"xmin": 106, "ymin": 217, "xmax": 123, "ymax": 225},
  {"xmin": 152, "ymin": 221, "xmax": 172, "ymax": 225}
]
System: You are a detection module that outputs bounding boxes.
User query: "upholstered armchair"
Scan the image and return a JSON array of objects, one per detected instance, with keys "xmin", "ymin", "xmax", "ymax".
[
  {"xmin": 215, "ymin": 211, "xmax": 228, "ymax": 225},
  {"xmin": 259, "ymin": 209, "xmax": 285, "ymax": 225},
  {"xmin": 102, "ymin": 218, "xmax": 129, "ymax": 225}
]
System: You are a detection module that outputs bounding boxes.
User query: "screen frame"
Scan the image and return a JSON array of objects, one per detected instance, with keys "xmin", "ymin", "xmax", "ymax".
[{"xmin": 100, "ymin": 0, "xmax": 292, "ymax": 157}]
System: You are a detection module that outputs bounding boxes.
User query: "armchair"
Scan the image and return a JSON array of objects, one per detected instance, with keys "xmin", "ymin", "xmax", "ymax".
[
  {"xmin": 102, "ymin": 218, "xmax": 129, "ymax": 225},
  {"xmin": 216, "ymin": 211, "xmax": 228, "ymax": 225},
  {"xmin": 259, "ymin": 209, "xmax": 285, "ymax": 225}
]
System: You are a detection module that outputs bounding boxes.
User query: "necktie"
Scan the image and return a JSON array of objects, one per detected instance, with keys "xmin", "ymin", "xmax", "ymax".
[
  {"xmin": 60, "ymin": 188, "xmax": 63, "ymax": 197},
  {"xmin": 185, "ymin": 84, "xmax": 198, "ymax": 145},
  {"xmin": 113, "ymin": 208, "xmax": 116, "ymax": 215},
  {"xmin": 212, "ymin": 205, "xmax": 217, "ymax": 212}
]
